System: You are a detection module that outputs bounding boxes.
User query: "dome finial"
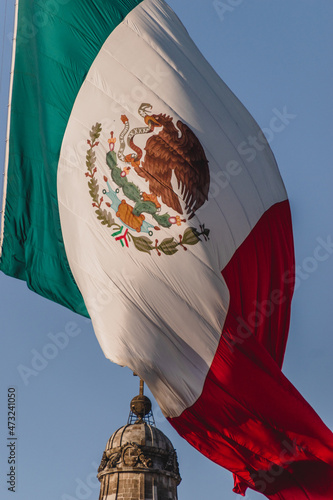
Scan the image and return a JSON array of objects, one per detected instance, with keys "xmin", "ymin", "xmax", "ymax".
[
  {"xmin": 129, "ymin": 375, "xmax": 155, "ymax": 425},
  {"xmin": 139, "ymin": 377, "xmax": 144, "ymax": 396}
]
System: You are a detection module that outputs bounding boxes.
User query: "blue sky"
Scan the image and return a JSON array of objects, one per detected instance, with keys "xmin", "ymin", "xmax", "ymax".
[{"xmin": 0, "ymin": 1, "xmax": 332, "ymax": 499}]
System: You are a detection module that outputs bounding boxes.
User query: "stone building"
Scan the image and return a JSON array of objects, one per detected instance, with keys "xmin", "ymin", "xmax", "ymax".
[{"xmin": 97, "ymin": 382, "xmax": 181, "ymax": 500}]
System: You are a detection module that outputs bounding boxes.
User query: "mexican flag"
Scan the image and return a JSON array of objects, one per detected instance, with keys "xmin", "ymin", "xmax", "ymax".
[{"xmin": 1, "ymin": 0, "xmax": 333, "ymax": 497}]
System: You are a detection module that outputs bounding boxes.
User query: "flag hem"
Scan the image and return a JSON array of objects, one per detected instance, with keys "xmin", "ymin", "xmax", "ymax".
[{"xmin": 0, "ymin": 0, "xmax": 19, "ymax": 258}]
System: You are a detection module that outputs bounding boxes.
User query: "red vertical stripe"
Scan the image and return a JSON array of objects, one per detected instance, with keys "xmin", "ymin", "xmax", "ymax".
[{"xmin": 169, "ymin": 201, "xmax": 333, "ymax": 498}]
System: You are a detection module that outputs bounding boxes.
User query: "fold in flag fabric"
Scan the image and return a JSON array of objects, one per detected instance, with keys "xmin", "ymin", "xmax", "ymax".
[{"xmin": 1, "ymin": 0, "xmax": 333, "ymax": 497}]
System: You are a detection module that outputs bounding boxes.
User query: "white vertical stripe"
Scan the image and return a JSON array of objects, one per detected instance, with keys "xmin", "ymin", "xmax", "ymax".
[{"xmin": 58, "ymin": 0, "xmax": 287, "ymax": 418}]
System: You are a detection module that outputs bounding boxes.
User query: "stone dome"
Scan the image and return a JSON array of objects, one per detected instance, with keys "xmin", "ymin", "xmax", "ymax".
[
  {"xmin": 98, "ymin": 422, "xmax": 181, "ymax": 482},
  {"xmin": 97, "ymin": 386, "xmax": 181, "ymax": 500}
]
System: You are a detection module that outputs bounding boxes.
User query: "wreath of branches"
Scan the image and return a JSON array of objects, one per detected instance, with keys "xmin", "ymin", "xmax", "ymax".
[{"xmin": 85, "ymin": 123, "xmax": 210, "ymax": 256}]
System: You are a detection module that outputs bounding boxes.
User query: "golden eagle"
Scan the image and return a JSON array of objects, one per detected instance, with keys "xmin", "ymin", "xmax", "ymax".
[{"xmin": 133, "ymin": 113, "xmax": 210, "ymax": 220}]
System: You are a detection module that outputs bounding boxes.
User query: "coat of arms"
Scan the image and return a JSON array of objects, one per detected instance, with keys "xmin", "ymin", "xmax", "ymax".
[{"xmin": 85, "ymin": 103, "xmax": 210, "ymax": 256}]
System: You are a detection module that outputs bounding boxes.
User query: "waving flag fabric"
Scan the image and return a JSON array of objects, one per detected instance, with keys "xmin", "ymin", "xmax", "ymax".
[{"xmin": 1, "ymin": 0, "xmax": 333, "ymax": 497}]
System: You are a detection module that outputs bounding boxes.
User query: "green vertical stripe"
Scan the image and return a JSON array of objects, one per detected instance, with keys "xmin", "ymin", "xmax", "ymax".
[{"xmin": 0, "ymin": 0, "xmax": 143, "ymax": 316}]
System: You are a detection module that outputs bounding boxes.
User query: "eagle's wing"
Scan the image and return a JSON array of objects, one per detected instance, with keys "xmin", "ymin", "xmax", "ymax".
[
  {"xmin": 142, "ymin": 134, "xmax": 183, "ymax": 214},
  {"xmin": 173, "ymin": 120, "xmax": 210, "ymax": 219}
]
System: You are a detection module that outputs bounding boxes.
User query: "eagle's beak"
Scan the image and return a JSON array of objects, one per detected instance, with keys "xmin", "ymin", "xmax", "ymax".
[{"xmin": 144, "ymin": 115, "xmax": 162, "ymax": 129}]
